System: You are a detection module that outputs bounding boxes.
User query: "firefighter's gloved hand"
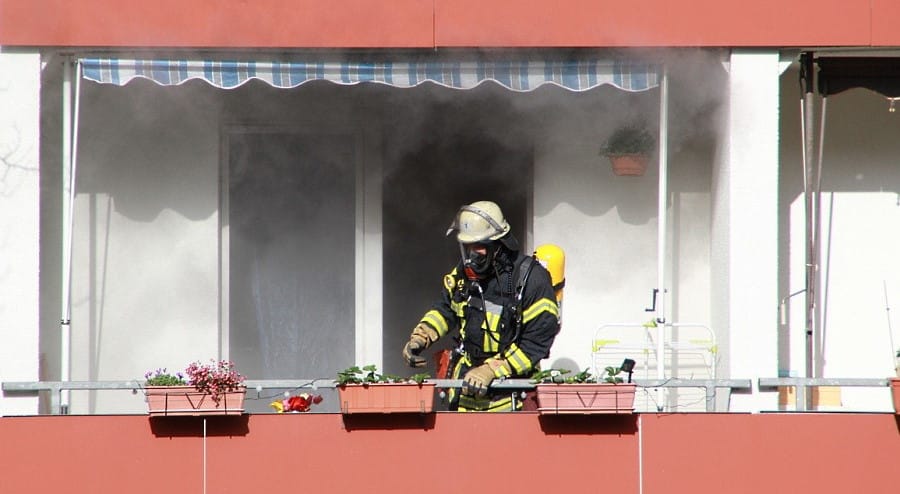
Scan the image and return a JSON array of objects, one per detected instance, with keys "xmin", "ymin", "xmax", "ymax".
[
  {"xmin": 462, "ymin": 358, "xmax": 513, "ymax": 396},
  {"xmin": 462, "ymin": 359, "xmax": 509, "ymax": 397},
  {"xmin": 402, "ymin": 323, "xmax": 439, "ymax": 368},
  {"xmin": 462, "ymin": 364, "xmax": 494, "ymax": 397}
]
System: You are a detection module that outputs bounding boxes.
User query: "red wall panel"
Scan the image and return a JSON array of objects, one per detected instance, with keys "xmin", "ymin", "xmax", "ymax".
[
  {"xmin": 640, "ymin": 414, "xmax": 899, "ymax": 493},
  {"xmin": 0, "ymin": 0, "xmax": 435, "ymax": 48},
  {"xmin": 1, "ymin": 0, "xmax": 896, "ymax": 48},
  {"xmin": 433, "ymin": 0, "xmax": 870, "ymax": 47},
  {"xmin": 871, "ymin": 0, "xmax": 900, "ymax": 46},
  {"xmin": 0, "ymin": 413, "xmax": 896, "ymax": 494}
]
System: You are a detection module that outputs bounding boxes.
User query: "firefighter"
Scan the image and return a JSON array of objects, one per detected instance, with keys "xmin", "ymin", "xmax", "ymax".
[{"xmin": 401, "ymin": 200, "xmax": 561, "ymax": 411}]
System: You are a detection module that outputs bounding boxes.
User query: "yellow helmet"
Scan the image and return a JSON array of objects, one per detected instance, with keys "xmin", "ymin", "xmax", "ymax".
[{"xmin": 446, "ymin": 201, "xmax": 511, "ymax": 244}]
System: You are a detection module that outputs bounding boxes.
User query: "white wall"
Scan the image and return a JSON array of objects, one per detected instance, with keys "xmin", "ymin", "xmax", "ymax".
[
  {"xmin": 0, "ymin": 51, "xmax": 41, "ymax": 415},
  {"xmin": 712, "ymin": 51, "xmax": 781, "ymax": 412}
]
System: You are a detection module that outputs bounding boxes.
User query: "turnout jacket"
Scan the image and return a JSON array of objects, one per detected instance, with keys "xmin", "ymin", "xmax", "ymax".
[{"xmin": 420, "ymin": 249, "xmax": 560, "ymax": 378}]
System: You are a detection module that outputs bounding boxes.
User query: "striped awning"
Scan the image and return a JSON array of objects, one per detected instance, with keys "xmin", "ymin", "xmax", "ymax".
[{"xmin": 80, "ymin": 58, "xmax": 659, "ymax": 92}]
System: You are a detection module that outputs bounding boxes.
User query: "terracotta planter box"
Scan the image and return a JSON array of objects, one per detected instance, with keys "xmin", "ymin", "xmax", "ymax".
[
  {"xmin": 535, "ymin": 383, "xmax": 636, "ymax": 415},
  {"xmin": 890, "ymin": 378, "xmax": 900, "ymax": 414},
  {"xmin": 145, "ymin": 385, "xmax": 246, "ymax": 417},
  {"xmin": 337, "ymin": 383, "xmax": 436, "ymax": 414},
  {"xmin": 607, "ymin": 154, "xmax": 649, "ymax": 176}
]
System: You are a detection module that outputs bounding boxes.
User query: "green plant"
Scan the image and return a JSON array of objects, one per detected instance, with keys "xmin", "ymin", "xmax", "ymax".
[
  {"xmin": 600, "ymin": 123, "xmax": 655, "ymax": 156},
  {"xmin": 531, "ymin": 368, "xmax": 597, "ymax": 384},
  {"xmin": 144, "ymin": 368, "xmax": 186, "ymax": 386},
  {"xmin": 336, "ymin": 364, "xmax": 430, "ymax": 385},
  {"xmin": 602, "ymin": 365, "xmax": 627, "ymax": 384}
]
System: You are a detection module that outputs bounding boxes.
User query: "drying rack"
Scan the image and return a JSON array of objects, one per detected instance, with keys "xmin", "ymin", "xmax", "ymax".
[{"xmin": 592, "ymin": 322, "xmax": 718, "ymax": 412}]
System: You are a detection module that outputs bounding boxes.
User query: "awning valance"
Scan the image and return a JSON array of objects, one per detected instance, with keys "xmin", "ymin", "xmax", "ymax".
[
  {"xmin": 80, "ymin": 58, "xmax": 659, "ymax": 92},
  {"xmin": 817, "ymin": 57, "xmax": 900, "ymax": 98}
]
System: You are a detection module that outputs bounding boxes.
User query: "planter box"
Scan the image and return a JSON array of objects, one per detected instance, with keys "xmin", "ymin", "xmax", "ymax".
[
  {"xmin": 145, "ymin": 386, "xmax": 246, "ymax": 417},
  {"xmin": 337, "ymin": 383, "xmax": 436, "ymax": 414},
  {"xmin": 536, "ymin": 383, "xmax": 636, "ymax": 415},
  {"xmin": 891, "ymin": 378, "xmax": 900, "ymax": 414}
]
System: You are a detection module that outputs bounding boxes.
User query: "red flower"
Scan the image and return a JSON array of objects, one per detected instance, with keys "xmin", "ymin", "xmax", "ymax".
[
  {"xmin": 286, "ymin": 395, "xmax": 310, "ymax": 412},
  {"xmin": 283, "ymin": 393, "xmax": 323, "ymax": 412}
]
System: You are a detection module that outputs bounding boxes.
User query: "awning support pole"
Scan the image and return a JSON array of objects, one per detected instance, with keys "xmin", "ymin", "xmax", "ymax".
[
  {"xmin": 800, "ymin": 52, "xmax": 818, "ymax": 410},
  {"xmin": 656, "ymin": 65, "xmax": 669, "ymax": 411},
  {"xmin": 814, "ymin": 96, "xmax": 827, "ymax": 380},
  {"xmin": 60, "ymin": 57, "xmax": 71, "ymax": 414},
  {"xmin": 60, "ymin": 57, "xmax": 82, "ymax": 414}
]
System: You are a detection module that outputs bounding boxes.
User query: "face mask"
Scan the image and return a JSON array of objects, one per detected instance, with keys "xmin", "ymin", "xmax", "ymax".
[{"xmin": 461, "ymin": 243, "xmax": 494, "ymax": 280}]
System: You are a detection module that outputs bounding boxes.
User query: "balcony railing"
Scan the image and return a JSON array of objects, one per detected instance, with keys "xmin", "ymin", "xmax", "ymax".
[
  {"xmin": 6, "ymin": 377, "xmax": 896, "ymax": 415},
  {"xmin": 7, "ymin": 377, "xmax": 751, "ymax": 414},
  {"xmin": 758, "ymin": 377, "xmax": 893, "ymax": 411}
]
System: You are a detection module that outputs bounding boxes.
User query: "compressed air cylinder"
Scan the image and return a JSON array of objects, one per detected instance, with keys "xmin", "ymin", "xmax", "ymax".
[{"xmin": 535, "ymin": 244, "xmax": 565, "ymax": 303}]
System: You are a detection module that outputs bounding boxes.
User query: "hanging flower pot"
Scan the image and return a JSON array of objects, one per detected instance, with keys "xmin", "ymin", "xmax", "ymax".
[
  {"xmin": 531, "ymin": 366, "xmax": 636, "ymax": 415},
  {"xmin": 600, "ymin": 122, "xmax": 655, "ymax": 177},
  {"xmin": 335, "ymin": 365, "xmax": 434, "ymax": 414},
  {"xmin": 535, "ymin": 382, "xmax": 636, "ymax": 414},
  {"xmin": 145, "ymin": 385, "xmax": 246, "ymax": 416},
  {"xmin": 143, "ymin": 361, "xmax": 247, "ymax": 417},
  {"xmin": 337, "ymin": 382, "xmax": 436, "ymax": 414},
  {"xmin": 607, "ymin": 153, "xmax": 650, "ymax": 176}
]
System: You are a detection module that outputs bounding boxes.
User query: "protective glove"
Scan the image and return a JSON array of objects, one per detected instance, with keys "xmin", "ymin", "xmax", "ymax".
[
  {"xmin": 461, "ymin": 358, "xmax": 512, "ymax": 397},
  {"xmin": 402, "ymin": 323, "xmax": 439, "ymax": 368}
]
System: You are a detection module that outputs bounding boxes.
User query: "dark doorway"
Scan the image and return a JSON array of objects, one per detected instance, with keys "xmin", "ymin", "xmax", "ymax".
[{"xmin": 381, "ymin": 94, "xmax": 534, "ymax": 377}]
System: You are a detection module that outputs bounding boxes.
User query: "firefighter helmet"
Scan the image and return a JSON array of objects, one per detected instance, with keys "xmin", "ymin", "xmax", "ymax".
[{"xmin": 446, "ymin": 201, "xmax": 511, "ymax": 244}]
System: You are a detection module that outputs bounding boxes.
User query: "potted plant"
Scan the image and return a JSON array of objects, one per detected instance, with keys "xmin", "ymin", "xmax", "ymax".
[
  {"xmin": 533, "ymin": 363, "xmax": 636, "ymax": 415},
  {"xmin": 600, "ymin": 122, "xmax": 655, "ymax": 176},
  {"xmin": 144, "ymin": 360, "xmax": 247, "ymax": 417},
  {"xmin": 335, "ymin": 365, "xmax": 434, "ymax": 414}
]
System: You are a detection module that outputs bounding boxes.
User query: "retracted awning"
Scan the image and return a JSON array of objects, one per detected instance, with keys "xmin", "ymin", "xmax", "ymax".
[
  {"xmin": 817, "ymin": 57, "xmax": 900, "ymax": 97},
  {"xmin": 80, "ymin": 58, "xmax": 659, "ymax": 92}
]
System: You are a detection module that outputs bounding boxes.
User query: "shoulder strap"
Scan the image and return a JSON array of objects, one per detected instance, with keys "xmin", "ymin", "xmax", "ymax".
[
  {"xmin": 507, "ymin": 255, "xmax": 537, "ymax": 343},
  {"xmin": 514, "ymin": 255, "xmax": 536, "ymax": 304}
]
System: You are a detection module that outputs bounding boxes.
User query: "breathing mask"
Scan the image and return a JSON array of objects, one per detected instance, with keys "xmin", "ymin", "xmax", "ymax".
[{"xmin": 460, "ymin": 242, "xmax": 497, "ymax": 280}]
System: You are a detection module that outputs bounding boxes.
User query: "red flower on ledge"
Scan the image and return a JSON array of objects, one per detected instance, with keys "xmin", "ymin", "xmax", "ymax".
[{"xmin": 271, "ymin": 393, "xmax": 323, "ymax": 413}]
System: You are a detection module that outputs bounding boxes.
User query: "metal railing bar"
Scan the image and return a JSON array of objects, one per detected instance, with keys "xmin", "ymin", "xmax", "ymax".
[
  {"xmin": 757, "ymin": 377, "xmax": 893, "ymax": 412},
  {"xmin": 4, "ymin": 378, "xmax": 753, "ymax": 392},
  {"xmin": 4, "ymin": 378, "xmax": 754, "ymax": 414}
]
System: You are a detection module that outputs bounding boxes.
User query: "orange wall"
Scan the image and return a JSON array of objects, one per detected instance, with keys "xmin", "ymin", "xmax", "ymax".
[
  {"xmin": 0, "ymin": 0, "xmax": 435, "ymax": 48},
  {"xmin": 433, "ymin": 0, "xmax": 870, "ymax": 47},
  {"xmin": 2, "ymin": 0, "xmax": 900, "ymax": 48},
  {"xmin": 0, "ymin": 413, "xmax": 896, "ymax": 493}
]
